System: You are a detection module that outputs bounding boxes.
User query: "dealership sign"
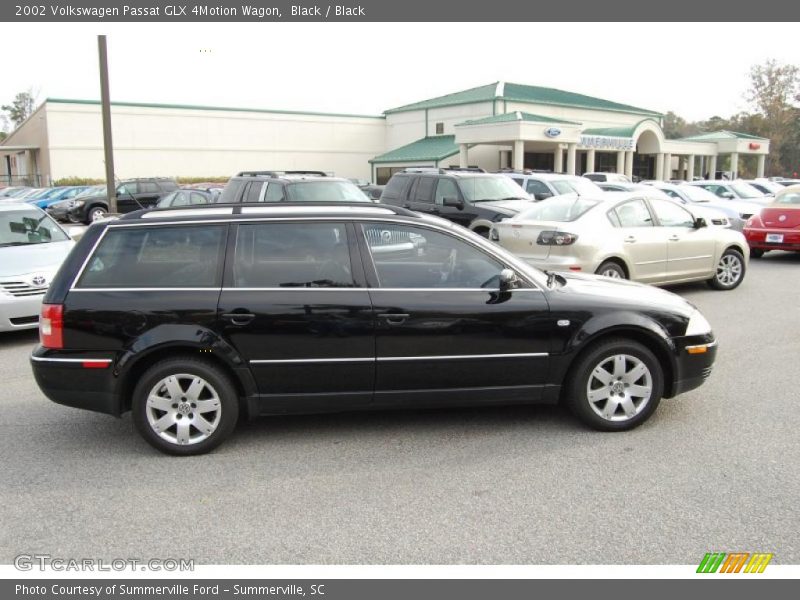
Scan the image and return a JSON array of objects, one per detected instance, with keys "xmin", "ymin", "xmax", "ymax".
[{"xmin": 580, "ymin": 135, "xmax": 635, "ymax": 150}]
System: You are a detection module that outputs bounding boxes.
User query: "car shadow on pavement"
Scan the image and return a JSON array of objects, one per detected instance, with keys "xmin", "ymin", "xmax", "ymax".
[{"xmin": 0, "ymin": 329, "xmax": 39, "ymax": 348}]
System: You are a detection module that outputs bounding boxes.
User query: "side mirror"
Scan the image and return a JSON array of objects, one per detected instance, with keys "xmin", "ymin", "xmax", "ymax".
[
  {"xmin": 694, "ymin": 217, "xmax": 707, "ymax": 229},
  {"xmin": 721, "ymin": 192, "xmax": 735, "ymax": 199},
  {"xmin": 442, "ymin": 197, "xmax": 465, "ymax": 210},
  {"xmin": 535, "ymin": 192, "xmax": 553, "ymax": 201},
  {"xmin": 499, "ymin": 268, "xmax": 518, "ymax": 290}
]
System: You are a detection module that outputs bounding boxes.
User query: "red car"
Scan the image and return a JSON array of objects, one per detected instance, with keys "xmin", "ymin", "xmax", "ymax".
[{"xmin": 743, "ymin": 185, "xmax": 800, "ymax": 258}]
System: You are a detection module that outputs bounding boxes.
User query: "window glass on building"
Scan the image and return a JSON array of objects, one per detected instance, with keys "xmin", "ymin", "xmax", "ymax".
[
  {"xmin": 233, "ymin": 223, "xmax": 353, "ymax": 288},
  {"xmin": 78, "ymin": 226, "xmax": 226, "ymax": 288},
  {"xmin": 435, "ymin": 122, "xmax": 445, "ymax": 135}
]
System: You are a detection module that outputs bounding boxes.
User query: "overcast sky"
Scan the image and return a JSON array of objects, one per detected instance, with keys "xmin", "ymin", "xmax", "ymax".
[{"xmin": 2, "ymin": 22, "xmax": 799, "ymax": 123}]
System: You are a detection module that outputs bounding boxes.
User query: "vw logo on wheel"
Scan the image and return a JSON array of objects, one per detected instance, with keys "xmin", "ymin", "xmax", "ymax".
[{"xmin": 32, "ymin": 275, "xmax": 47, "ymax": 287}]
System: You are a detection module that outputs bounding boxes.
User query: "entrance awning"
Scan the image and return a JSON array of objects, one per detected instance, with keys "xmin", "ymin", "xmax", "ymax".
[{"xmin": 370, "ymin": 135, "xmax": 460, "ymax": 164}]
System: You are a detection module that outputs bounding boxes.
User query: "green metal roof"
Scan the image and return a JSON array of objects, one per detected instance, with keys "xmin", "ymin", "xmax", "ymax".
[
  {"xmin": 369, "ymin": 135, "xmax": 459, "ymax": 164},
  {"xmin": 680, "ymin": 130, "xmax": 769, "ymax": 142},
  {"xmin": 456, "ymin": 111, "xmax": 582, "ymax": 126},
  {"xmin": 385, "ymin": 82, "xmax": 662, "ymax": 117},
  {"xmin": 45, "ymin": 98, "xmax": 385, "ymax": 120}
]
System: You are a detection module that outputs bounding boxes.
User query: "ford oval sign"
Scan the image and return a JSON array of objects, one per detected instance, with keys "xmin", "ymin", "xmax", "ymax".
[{"xmin": 544, "ymin": 127, "xmax": 561, "ymax": 138}]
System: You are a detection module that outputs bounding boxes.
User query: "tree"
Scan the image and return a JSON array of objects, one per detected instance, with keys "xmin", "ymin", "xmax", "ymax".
[
  {"xmin": 1, "ymin": 90, "xmax": 37, "ymax": 128},
  {"xmin": 0, "ymin": 115, "xmax": 8, "ymax": 141}
]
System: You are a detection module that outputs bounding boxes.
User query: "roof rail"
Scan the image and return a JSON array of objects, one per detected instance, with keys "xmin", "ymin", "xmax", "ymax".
[
  {"xmin": 123, "ymin": 201, "xmax": 422, "ymax": 220},
  {"xmin": 401, "ymin": 166, "xmax": 487, "ymax": 175},
  {"xmin": 235, "ymin": 170, "xmax": 331, "ymax": 178},
  {"xmin": 442, "ymin": 166, "xmax": 486, "ymax": 173}
]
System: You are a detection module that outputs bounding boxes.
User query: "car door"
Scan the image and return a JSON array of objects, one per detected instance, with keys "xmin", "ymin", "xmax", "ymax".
[
  {"xmin": 216, "ymin": 221, "xmax": 375, "ymax": 412},
  {"xmin": 403, "ymin": 175, "xmax": 438, "ymax": 215},
  {"xmin": 607, "ymin": 198, "xmax": 668, "ymax": 282},
  {"xmin": 648, "ymin": 198, "xmax": 716, "ymax": 280},
  {"xmin": 357, "ymin": 220, "xmax": 551, "ymax": 406},
  {"xmin": 115, "ymin": 182, "xmax": 139, "ymax": 213},
  {"xmin": 434, "ymin": 177, "xmax": 476, "ymax": 227},
  {"xmin": 137, "ymin": 181, "xmax": 163, "ymax": 208}
]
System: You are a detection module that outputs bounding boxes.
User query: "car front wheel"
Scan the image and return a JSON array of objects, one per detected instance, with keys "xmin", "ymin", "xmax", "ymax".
[
  {"xmin": 708, "ymin": 248, "xmax": 745, "ymax": 290},
  {"xmin": 85, "ymin": 206, "xmax": 107, "ymax": 224},
  {"xmin": 565, "ymin": 338, "xmax": 663, "ymax": 431},
  {"xmin": 132, "ymin": 357, "xmax": 239, "ymax": 456}
]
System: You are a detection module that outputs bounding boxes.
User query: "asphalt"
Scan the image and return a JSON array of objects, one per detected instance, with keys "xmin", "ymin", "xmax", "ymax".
[{"xmin": 1, "ymin": 252, "xmax": 798, "ymax": 565}]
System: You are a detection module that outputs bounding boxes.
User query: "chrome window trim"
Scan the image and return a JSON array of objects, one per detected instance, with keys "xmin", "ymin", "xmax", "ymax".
[
  {"xmin": 70, "ymin": 287, "xmax": 221, "ymax": 292},
  {"xmin": 249, "ymin": 352, "xmax": 548, "ymax": 365},
  {"xmin": 251, "ymin": 357, "xmax": 374, "ymax": 365}
]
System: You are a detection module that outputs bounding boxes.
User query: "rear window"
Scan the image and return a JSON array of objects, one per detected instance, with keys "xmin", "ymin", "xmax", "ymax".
[
  {"xmin": 515, "ymin": 196, "xmax": 600, "ymax": 222},
  {"xmin": 288, "ymin": 181, "xmax": 370, "ymax": 202},
  {"xmin": 382, "ymin": 175, "xmax": 410, "ymax": 199},
  {"xmin": 78, "ymin": 225, "xmax": 226, "ymax": 288}
]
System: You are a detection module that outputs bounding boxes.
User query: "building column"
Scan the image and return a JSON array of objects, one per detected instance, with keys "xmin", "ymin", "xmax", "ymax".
[
  {"xmin": 566, "ymin": 143, "xmax": 577, "ymax": 175},
  {"xmin": 553, "ymin": 146, "xmax": 563, "ymax": 173},
  {"xmin": 625, "ymin": 151, "xmax": 634, "ymax": 180},
  {"xmin": 459, "ymin": 144, "xmax": 469, "ymax": 169},
  {"xmin": 655, "ymin": 153, "xmax": 665, "ymax": 181},
  {"xmin": 708, "ymin": 155, "xmax": 718, "ymax": 179},
  {"xmin": 757, "ymin": 154, "xmax": 766, "ymax": 178},
  {"xmin": 512, "ymin": 141, "xmax": 525, "ymax": 171},
  {"xmin": 729, "ymin": 152, "xmax": 739, "ymax": 179},
  {"xmin": 687, "ymin": 154, "xmax": 695, "ymax": 181},
  {"xmin": 616, "ymin": 151, "xmax": 625, "ymax": 174},
  {"xmin": 585, "ymin": 149, "xmax": 595, "ymax": 174},
  {"xmin": 663, "ymin": 152, "xmax": 672, "ymax": 181}
]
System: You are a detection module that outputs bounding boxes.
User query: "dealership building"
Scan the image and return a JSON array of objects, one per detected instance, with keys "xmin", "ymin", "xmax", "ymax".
[{"xmin": 1, "ymin": 81, "xmax": 771, "ymax": 186}]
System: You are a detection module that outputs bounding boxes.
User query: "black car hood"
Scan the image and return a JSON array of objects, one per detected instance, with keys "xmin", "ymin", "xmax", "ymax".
[{"xmin": 550, "ymin": 271, "xmax": 696, "ymax": 318}]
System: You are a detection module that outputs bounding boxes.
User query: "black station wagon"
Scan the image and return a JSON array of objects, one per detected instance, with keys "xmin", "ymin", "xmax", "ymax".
[{"xmin": 31, "ymin": 203, "xmax": 717, "ymax": 455}]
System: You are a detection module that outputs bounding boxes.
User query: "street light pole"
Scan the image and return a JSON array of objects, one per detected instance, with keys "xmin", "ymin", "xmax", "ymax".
[{"xmin": 98, "ymin": 35, "xmax": 117, "ymax": 213}]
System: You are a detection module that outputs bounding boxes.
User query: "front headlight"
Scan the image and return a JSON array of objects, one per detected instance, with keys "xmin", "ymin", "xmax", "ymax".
[
  {"xmin": 686, "ymin": 310, "xmax": 712, "ymax": 336},
  {"xmin": 71, "ymin": 200, "xmax": 84, "ymax": 208}
]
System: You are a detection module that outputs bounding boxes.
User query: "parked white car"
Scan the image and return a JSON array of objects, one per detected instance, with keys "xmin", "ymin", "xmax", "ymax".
[
  {"xmin": 490, "ymin": 192, "xmax": 749, "ymax": 290},
  {"xmin": 686, "ymin": 180, "xmax": 771, "ymax": 206},
  {"xmin": 499, "ymin": 170, "xmax": 604, "ymax": 201},
  {"xmin": 0, "ymin": 203, "xmax": 76, "ymax": 332},
  {"xmin": 584, "ymin": 172, "xmax": 632, "ymax": 183}
]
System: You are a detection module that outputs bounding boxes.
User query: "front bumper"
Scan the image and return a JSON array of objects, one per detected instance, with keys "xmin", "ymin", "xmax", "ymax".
[
  {"xmin": 744, "ymin": 227, "xmax": 800, "ymax": 251},
  {"xmin": 30, "ymin": 346, "xmax": 121, "ymax": 415},
  {"xmin": 669, "ymin": 334, "xmax": 717, "ymax": 397},
  {"xmin": 0, "ymin": 291, "xmax": 45, "ymax": 332}
]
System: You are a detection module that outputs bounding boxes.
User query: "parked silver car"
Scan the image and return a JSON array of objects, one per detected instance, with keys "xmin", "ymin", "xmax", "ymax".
[
  {"xmin": 0, "ymin": 203, "xmax": 76, "ymax": 332},
  {"xmin": 490, "ymin": 192, "xmax": 749, "ymax": 290}
]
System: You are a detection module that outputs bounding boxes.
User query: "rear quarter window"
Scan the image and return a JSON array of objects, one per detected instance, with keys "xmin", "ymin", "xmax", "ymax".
[
  {"xmin": 382, "ymin": 175, "xmax": 410, "ymax": 200},
  {"xmin": 78, "ymin": 225, "xmax": 226, "ymax": 288}
]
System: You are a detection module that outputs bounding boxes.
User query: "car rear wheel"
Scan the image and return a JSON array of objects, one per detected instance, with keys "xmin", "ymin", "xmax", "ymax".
[
  {"xmin": 595, "ymin": 261, "xmax": 626, "ymax": 279},
  {"xmin": 132, "ymin": 358, "xmax": 239, "ymax": 456},
  {"xmin": 565, "ymin": 338, "xmax": 663, "ymax": 431},
  {"xmin": 85, "ymin": 206, "xmax": 107, "ymax": 224},
  {"xmin": 708, "ymin": 248, "xmax": 745, "ymax": 290}
]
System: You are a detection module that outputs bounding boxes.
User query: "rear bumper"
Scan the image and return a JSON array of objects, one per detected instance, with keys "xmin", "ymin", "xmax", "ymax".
[
  {"xmin": 30, "ymin": 346, "xmax": 121, "ymax": 416},
  {"xmin": 669, "ymin": 336, "xmax": 717, "ymax": 397},
  {"xmin": 744, "ymin": 227, "xmax": 800, "ymax": 251}
]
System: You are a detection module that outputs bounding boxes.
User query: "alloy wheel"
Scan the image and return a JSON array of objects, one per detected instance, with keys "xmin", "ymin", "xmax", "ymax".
[
  {"xmin": 145, "ymin": 374, "xmax": 222, "ymax": 446},
  {"xmin": 715, "ymin": 254, "xmax": 742, "ymax": 287},
  {"xmin": 586, "ymin": 354, "xmax": 653, "ymax": 422}
]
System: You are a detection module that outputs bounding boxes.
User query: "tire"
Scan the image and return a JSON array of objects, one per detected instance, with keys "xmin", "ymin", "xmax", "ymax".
[
  {"xmin": 707, "ymin": 248, "xmax": 745, "ymax": 290},
  {"xmin": 85, "ymin": 205, "xmax": 107, "ymax": 224},
  {"xmin": 595, "ymin": 260, "xmax": 626, "ymax": 279},
  {"xmin": 132, "ymin": 357, "xmax": 239, "ymax": 456},
  {"xmin": 564, "ymin": 338, "xmax": 663, "ymax": 432},
  {"xmin": 750, "ymin": 249, "xmax": 764, "ymax": 259}
]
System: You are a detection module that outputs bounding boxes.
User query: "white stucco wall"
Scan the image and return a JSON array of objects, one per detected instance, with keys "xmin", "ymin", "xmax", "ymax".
[{"xmin": 43, "ymin": 101, "xmax": 386, "ymax": 181}]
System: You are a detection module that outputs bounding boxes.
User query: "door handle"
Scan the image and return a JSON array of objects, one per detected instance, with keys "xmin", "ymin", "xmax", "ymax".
[
  {"xmin": 669, "ymin": 235, "xmax": 680, "ymax": 241},
  {"xmin": 377, "ymin": 313, "xmax": 410, "ymax": 324},
  {"xmin": 222, "ymin": 312, "xmax": 256, "ymax": 326},
  {"xmin": 624, "ymin": 236, "xmax": 637, "ymax": 243}
]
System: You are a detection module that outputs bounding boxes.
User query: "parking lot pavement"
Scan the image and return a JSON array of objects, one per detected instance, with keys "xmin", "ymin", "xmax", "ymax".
[{"xmin": 1, "ymin": 254, "xmax": 798, "ymax": 565}]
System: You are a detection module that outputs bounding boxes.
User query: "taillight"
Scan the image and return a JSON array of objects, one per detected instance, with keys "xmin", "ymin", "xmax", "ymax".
[
  {"xmin": 745, "ymin": 214, "xmax": 762, "ymax": 228},
  {"xmin": 40, "ymin": 304, "xmax": 64, "ymax": 349},
  {"xmin": 537, "ymin": 230, "xmax": 578, "ymax": 246}
]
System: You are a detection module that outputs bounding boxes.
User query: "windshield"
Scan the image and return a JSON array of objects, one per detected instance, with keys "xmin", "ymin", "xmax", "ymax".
[
  {"xmin": 679, "ymin": 184, "xmax": 717, "ymax": 202},
  {"xmin": 515, "ymin": 195, "xmax": 600, "ymax": 222},
  {"xmin": 459, "ymin": 176, "xmax": 528, "ymax": 202},
  {"xmin": 730, "ymin": 182, "xmax": 766, "ymax": 199},
  {"xmin": 551, "ymin": 178, "xmax": 603, "ymax": 196},
  {"xmin": 289, "ymin": 181, "xmax": 371, "ymax": 202},
  {"xmin": 0, "ymin": 208, "xmax": 69, "ymax": 247}
]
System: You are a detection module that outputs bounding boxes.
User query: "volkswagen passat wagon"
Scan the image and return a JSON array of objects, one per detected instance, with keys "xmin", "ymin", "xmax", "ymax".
[{"xmin": 31, "ymin": 203, "xmax": 717, "ymax": 455}]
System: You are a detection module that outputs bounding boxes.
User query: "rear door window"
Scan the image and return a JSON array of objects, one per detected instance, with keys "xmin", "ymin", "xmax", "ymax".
[
  {"xmin": 78, "ymin": 225, "xmax": 227, "ymax": 288},
  {"xmin": 611, "ymin": 199, "xmax": 654, "ymax": 228},
  {"xmin": 412, "ymin": 177, "xmax": 436, "ymax": 204},
  {"xmin": 232, "ymin": 223, "xmax": 353, "ymax": 288}
]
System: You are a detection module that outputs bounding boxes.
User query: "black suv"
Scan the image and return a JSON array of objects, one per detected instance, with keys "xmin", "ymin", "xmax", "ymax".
[
  {"xmin": 217, "ymin": 171, "xmax": 372, "ymax": 204},
  {"xmin": 47, "ymin": 177, "xmax": 179, "ymax": 224},
  {"xmin": 379, "ymin": 168, "xmax": 531, "ymax": 236},
  {"xmin": 31, "ymin": 202, "xmax": 717, "ymax": 455}
]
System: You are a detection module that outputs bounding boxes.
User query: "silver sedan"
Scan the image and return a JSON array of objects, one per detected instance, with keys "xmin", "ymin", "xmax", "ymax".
[{"xmin": 490, "ymin": 192, "xmax": 750, "ymax": 290}]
